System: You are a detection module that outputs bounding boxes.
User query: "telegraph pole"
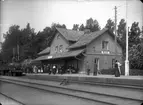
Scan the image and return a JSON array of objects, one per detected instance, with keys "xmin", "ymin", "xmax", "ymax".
[
  {"xmin": 16, "ymin": 34, "xmax": 19, "ymax": 61},
  {"xmin": 17, "ymin": 44, "xmax": 19, "ymax": 61},
  {"xmin": 114, "ymin": 6, "xmax": 117, "ymax": 59},
  {"xmin": 125, "ymin": 0, "xmax": 129, "ymax": 76}
]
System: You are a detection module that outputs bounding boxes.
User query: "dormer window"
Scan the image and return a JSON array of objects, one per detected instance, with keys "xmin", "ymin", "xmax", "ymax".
[{"xmin": 102, "ymin": 41, "xmax": 108, "ymax": 50}]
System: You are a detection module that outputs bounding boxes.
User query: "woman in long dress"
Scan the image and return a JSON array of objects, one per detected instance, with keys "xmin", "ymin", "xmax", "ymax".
[{"xmin": 115, "ymin": 60, "xmax": 121, "ymax": 77}]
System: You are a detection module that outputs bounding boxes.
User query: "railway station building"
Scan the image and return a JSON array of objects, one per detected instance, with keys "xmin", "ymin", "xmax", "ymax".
[{"xmin": 35, "ymin": 28, "xmax": 123, "ymax": 74}]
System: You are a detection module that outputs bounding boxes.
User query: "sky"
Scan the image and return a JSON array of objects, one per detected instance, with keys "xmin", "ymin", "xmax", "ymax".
[{"xmin": 0, "ymin": 0, "xmax": 143, "ymax": 42}]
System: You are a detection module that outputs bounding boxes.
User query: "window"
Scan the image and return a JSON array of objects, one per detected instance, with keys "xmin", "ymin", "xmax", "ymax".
[
  {"xmin": 59, "ymin": 45, "xmax": 63, "ymax": 52},
  {"xmin": 102, "ymin": 41, "xmax": 108, "ymax": 50},
  {"xmin": 55, "ymin": 46, "xmax": 58, "ymax": 53},
  {"xmin": 93, "ymin": 46, "xmax": 96, "ymax": 52}
]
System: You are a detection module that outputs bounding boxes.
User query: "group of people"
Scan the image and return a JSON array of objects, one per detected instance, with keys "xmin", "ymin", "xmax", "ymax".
[
  {"xmin": 31, "ymin": 60, "xmax": 122, "ymax": 77},
  {"xmin": 32, "ymin": 64, "xmax": 78, "ymax": 75}
]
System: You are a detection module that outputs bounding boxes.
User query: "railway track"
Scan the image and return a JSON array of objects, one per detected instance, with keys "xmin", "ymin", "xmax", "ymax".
[
  {"xmin": 0, "ymin": 77, "xmax": 142, "ymax": 105},
  {"xmin": 23, "ymin": 76, "xmax": 143, "ymax": 90},
  {"xmin": 0, "ymin": 92, "xmax": 25, "ymax": 105}
]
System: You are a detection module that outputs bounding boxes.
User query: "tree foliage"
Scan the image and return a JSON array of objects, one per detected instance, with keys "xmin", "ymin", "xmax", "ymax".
[
  {"xmin": 129, "ymin": 43, "xmax": 143, "ymax": 69},
  {"xmin": 116, "ymin": 19, "xmax": 126, "ymax": 60},
  {"xmin": 79, "ymin": 24, "xmax": 85, "ymax": 31},
  {"xmin": 128, "ymin": 22, "xmax": 142, "ymax": 69},
  {"xmin": 105, "ymin": 18, "xmax": 114, "ymax": 33},
  {"xmin": 72, "ymin": 24, "xmax": 79, "ymax": 31},
  {"xmin": 2, "ymin": 25, "xmax": 21, "ymax": 49},
  {"xmin": 85, "ymin": 18, "xmax": 100, "ymax": 32},
  {"xmin": 107, "ymin": 18, "xmax": 143, "ymax": 69},
  {"xmin": 129, "ymin": 22, "xmax": 141, "ymax": 47},
  {"xmin": 1, "ymin": 25, "xmax": 21, "ymax": 61},
  {"xmin": 24, "ymin": 23, "xmax": 67, "ymax": 59},
  {"xmin": 1, "ymin": 18, "xmax": 143, "ymax": 70},
  {"xmin": 1, "ymin": 23, "xmax": 67, "ymax": 62}
]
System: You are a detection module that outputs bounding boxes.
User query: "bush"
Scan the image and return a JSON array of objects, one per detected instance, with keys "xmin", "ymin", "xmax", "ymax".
[
  {"xmin": 129, "ymin": 69, "xmax": 143, "ymax": 76},
  {"xmin": 100, "ymin": 66, "xmax": 143, "ymax": 76}
]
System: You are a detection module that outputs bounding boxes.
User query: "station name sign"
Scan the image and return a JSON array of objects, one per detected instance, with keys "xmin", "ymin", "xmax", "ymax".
[
  {"xmin": 47, "ymin": 56, "xmax": 53, "ymax": 59},
  {"xmin": 101, "ymin": 51, "xmax": 110, "ymax": 54}
]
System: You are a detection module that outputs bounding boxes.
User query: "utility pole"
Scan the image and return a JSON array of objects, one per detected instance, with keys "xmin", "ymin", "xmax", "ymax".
[
  {"xmin": 114, "ymin": 6, "xmax": 117, "ymax": 59},
  {"xmin": 17, "ymin": 44, "xmax": 19, "ymax": 61},
  {"xmin": 125, "ymin": 0, "xmax": 129, "ymax": 76},
  {"xmin": 16, "ymin": 34, "xmax": 19, "ymax": 61}
]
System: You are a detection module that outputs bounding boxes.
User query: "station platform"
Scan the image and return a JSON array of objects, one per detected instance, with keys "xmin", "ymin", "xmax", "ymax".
[
  {"xmin": 24, "ymin": 73, "xmax": 143, "ymax": 87},
  {"xmin": 1, "ymin": 74, "xmax": 143, "ymax": 105}
]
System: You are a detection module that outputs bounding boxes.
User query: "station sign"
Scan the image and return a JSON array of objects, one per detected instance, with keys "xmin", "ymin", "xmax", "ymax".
[
  {"xmin": 101, "ymin": 51, "xmax": 110, "ymax": 54},
  {"xmin": 47, "ymin": 56, "xmax": 53, "ymax": 59}
]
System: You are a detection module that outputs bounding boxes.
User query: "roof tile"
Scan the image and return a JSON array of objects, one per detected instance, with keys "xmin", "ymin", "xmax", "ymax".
[
  {"xmin": 69, "ymin": 28, "xmax": 108, "ymax": 48},
  {"xmin": 35, "ymin": 49, "xmax": 84, "ymax": 60},
  {"xmin": 56, "ymin": 28, "xmax": 84, "ymax": 41},
  {"xmin": 38, "ymin": 47, "xmax": 50, "ymax": 55}
]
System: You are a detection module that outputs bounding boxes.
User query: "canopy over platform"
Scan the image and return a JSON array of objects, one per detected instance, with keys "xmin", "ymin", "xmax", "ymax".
[{"xmin": 35, "ymin": 49, "xmax": 84, "ymax": 61}]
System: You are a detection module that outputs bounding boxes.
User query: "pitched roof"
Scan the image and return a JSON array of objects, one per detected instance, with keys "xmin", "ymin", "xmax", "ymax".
[
  {"xmin": 69, "ymin": 28, "xmax": 109, "ymax": 49},
  {"xmin": 38, "ymin": 47, "xmax": 50, "ymax": 55},
  {"xmin": 35, "ymin": 49, "xmax": 84, "ymax": 61},
  {"xmin": 56, "ymin": 28, "xmax": 84, "ymax": 41}
]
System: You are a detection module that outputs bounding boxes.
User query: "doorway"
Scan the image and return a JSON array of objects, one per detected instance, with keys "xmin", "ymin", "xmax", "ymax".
[
  {"xmin": 94, "ymin": 58, "xmax": 99, "ymax": 70},
  {"xmin": 93, "ymin": 58, "xmax": 99, "ymax": 75}
]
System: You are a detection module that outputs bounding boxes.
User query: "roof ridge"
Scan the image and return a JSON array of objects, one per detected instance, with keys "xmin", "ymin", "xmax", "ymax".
[
  {"xmin": 56, "ymin": 27, "xmax": 84, "ymax": 33},
  {"xmin": 56, "ymin": 27, "xmax": 84, "ymax": 41}
]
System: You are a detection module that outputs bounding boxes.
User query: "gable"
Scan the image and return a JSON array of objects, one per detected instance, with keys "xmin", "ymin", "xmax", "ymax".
[
  {"xmin": 69, "ymin": 28, "xmax": 122, "ymax": 49},
  {"xmin": 51, "ymin": 32, "xmax": 69, "ymax": 45},
  {"xmin": 68, "ymin": 28, "xmax": 108, "ymax": 49},
  {"xmin": 87, "ymin": 31, "xmax": 122, "ymax": 54},
  {"xmin": 50, "ymin": 32, "xmax": 69, "ymax": 54}
]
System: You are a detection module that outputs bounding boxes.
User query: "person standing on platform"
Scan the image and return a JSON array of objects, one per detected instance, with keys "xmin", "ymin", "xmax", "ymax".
[
  {"xmin": 33, "ymin": 65, "xmax": 37, "ymax": 73},
  {"xmin": 53, "ymin": 65, "xmax": 56, "ymax": 75},
  {"xmin": 48, "ymin": 64, "xmax": 52, "ymax": 75},
  {"xmin": 86, "ymin": 62, "xmax": 90, "ymax": 75},
  {"xmin": 115, "ymin": 60, "xmax": 121, "ymax": 77}
]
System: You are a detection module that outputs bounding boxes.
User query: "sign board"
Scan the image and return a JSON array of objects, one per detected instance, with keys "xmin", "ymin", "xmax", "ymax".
[
  {"xmin": 47, "ymin": 56, "xmax": 53, "ymax": 59},
  {"xmin": 101, "ymin": 51, "xmax": 110, "ymax": 54}
]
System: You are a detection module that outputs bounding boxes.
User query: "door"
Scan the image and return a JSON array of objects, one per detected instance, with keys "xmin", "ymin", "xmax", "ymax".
[
  {"xmin": 94, "ymin": 58, "xmax": 99, "ymax": 70},
  {"xmin": 94, "ymin": 58, "xmax": 99, "ymax": 75}
]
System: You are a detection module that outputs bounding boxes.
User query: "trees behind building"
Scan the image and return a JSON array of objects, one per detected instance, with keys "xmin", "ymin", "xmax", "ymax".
[
  {"xmin": 0, "ymin": 18, "xmax": 143, "ymax": 69},
  {"xmin": 105, "ymin": 18, "xmax": 143, "ymax": 69},
  {"xmin": 0, "ymin": 23, "xmax": 66, "ymax": 63}
]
